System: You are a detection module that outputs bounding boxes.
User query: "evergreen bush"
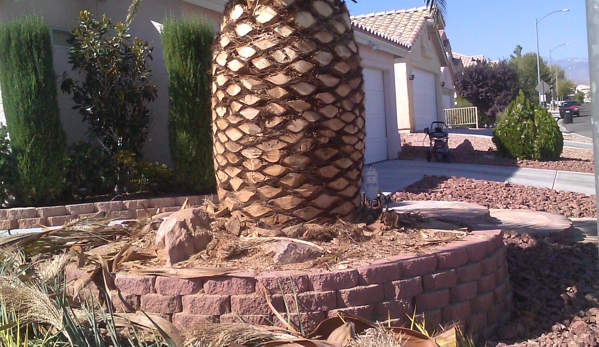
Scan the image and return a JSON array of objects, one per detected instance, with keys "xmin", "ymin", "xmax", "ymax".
[
  {"xmin": 493, "ymin": 90, "xmax": 563, "ymax": 161},
  {"xmin": 161, "ymin": 17, "xmax": 215, "ymax": 193},
  {"xmin": 0, "ymin": 16, "xmax": 67, "ymax": 206},
  {"xmin": 64, "ymin": 141, "xmax": 115, "ymax": 197}
]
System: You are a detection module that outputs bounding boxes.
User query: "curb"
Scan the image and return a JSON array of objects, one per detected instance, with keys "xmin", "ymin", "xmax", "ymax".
[{"xmin": 557, "ymin": 119, "xmax": 593, "ymax": 141}]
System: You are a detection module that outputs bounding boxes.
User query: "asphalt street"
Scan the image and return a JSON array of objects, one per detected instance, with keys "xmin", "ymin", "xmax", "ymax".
[{"xmin": 561, "ymin": 103, "xmax": 593, "ymax": 139}]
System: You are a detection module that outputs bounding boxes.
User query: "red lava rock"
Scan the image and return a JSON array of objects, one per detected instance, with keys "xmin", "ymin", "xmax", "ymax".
[
  {"xmin": 393, "ymin": 172, "xmax": 599, "ymax": 346},
  {"xmin": 393, "ymin": 176, "xmax": 596, "ymax": 219}
]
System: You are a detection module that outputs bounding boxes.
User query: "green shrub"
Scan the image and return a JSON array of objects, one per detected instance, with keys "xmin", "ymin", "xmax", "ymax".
[
  {"xmin": 493, "ymin": 90, "xmax": 563, "ymax": 161},
  {"xmin": 0, "ymin": 16, "xmax": 67, "ymax": 206},
  {"xmin": 134, "ymin": 160, "xmax": 174, "ymax": 193},
  {"xmin": 64, "ymin": 141, "xmax": 115, "ymax": 197},
  {"xmin": 162, "ymin": 17, "xmax": 215, "ymax": 193}
]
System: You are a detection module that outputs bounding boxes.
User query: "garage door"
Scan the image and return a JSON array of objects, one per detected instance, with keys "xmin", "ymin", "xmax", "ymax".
[
  {"xmin": 363, "ymin": 68, "xmax": 387, "ymax": 164},
  {"xmin": 413, "ymin": 69, "xmax": 438, "ymax": 132}
]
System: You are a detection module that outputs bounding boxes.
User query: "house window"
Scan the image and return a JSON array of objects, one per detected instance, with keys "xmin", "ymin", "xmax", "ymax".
[{"xmin": 51, "ymin": 28, "xmax": 73, "ymax": 47}]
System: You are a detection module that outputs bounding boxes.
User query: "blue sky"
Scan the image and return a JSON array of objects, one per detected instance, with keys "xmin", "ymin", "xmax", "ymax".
[{"xmin": 345, "ymin": 0, "xmax": 588, "ymax": 62}]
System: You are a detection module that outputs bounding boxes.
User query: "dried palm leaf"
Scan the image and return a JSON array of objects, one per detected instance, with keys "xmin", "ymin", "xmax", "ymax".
[
  {"xmin": 326, "ymin": 322, "xmax": 355, "ymax": 346},
  {"xmin": 259, "ymin": 283, "xmax": 300, "ymax": 336},
  {"xmin": 0, "ymin": 231, "xmax": 49, "ymax": 249},
  {"xmin": 128, "ymin": 266, "xmax": 238, "ymax": 279},
  {"xmin": 36, "ymin": 252, "xmax": 71, "ymax": 284},
  {"xmin": 259, "ymin": 339, "xmax": 339, "ymax": 347},
  {"xmin": 113, "ymin": 312, "xmax": 183, "ymax": 347}
]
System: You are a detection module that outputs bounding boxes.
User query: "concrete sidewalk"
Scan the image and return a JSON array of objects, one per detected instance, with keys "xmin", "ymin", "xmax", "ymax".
[{"xmin": 372, "ymin": 159, "xmax": 595, "ymax": 196}]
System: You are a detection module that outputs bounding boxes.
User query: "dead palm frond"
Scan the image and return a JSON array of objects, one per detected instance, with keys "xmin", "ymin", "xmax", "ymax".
[
  {"xmin": 35, "ymin": 252, "xmax": 71, "ymax": 284},
  {"xmin": 126, "ymin": 0, "xmax": 143, "ymax": 26},
  {"xmin": 424, "ymin": 0, "xmax": 447, "ymax": 26},
  {"xmin": 0, "ymin": 218, "xmax": 132, "ymax": 255},
  {"xmin": 128, "ymin": 266, "xmax": 238, "ymax": 279}
]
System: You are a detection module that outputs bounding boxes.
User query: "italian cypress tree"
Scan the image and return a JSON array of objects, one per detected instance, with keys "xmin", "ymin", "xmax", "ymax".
[
  {"xmin": 0, "ymin": 16, "xmax": 66, "ymax": 206},
  {"xmin": 162, "ymin": 17, "xmax": 215, "ymax": 193}
]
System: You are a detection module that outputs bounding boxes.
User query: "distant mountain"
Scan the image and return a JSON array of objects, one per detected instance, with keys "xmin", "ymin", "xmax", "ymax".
[{"xmin": 554, "ymin": 57, "xmax": 590, "ymax": 86}]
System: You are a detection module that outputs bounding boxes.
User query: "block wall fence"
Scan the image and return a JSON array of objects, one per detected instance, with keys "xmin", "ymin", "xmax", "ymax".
[
  {"xmin": 0, "ymin": 195, "xmax": 214, "ymax": 230},
  {"xmin": 66, "ymin": 229, "xmax": 512, "ymax": 340}
]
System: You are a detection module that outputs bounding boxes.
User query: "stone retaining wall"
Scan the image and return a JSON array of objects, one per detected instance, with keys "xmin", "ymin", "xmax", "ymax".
[
  {"xmin": 66, "ymin": 229, "xmax": 512, "ymax": 340},
  {"xmin": 0, "ymin": 195, "xmax": 214, "ymax": 230}
]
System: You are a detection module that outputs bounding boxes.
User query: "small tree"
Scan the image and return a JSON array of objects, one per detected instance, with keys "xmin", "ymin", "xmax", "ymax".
[
  {"xmin": 0, "ymin": 16, "xmax": 67, "ymax": 206},
  {"xmin": 574, "ymin": 90, "xmax": 586, "ymax": 104},
  {"xmin": 162, "ymin": 17, "xmax": 215, "ymax": 193},
  {"xmin": 508, "ymin": 45, "xmax": 552, "ymax": 104},
  {"xmin": 61, "ymin": 11, "xmax": 157, "ymax": 192},
  {"xmin": 454, "ymin": 60, "xmax": 519, "ymax": 125}
]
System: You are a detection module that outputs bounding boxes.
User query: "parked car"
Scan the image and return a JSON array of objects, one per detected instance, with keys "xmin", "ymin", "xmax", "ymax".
[{"xmin": 559, "ymin": 101, "xmax": 580, "ymax": 118}]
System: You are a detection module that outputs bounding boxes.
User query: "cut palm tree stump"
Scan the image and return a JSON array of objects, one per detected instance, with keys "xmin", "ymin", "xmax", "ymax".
[
  {"xmin": 211, "ymin": 0, "xmax": 365, "ymax": 225},
  {"xmin": 388, "ymin": 201, "xmax": 491, "ymax": 223}
]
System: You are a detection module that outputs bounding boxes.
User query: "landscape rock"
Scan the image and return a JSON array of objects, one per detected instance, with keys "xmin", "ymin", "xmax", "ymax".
[
  {"xmin": 262, "ymin": 240, "xmax": 323, "ymax": 265},
  {"xmin": 454, "ymin": 138, "xmax": 475, "ymax": 152},
  {"xmin": 156, "ymin": 208, "xmax": 213, "ymax": 266}
]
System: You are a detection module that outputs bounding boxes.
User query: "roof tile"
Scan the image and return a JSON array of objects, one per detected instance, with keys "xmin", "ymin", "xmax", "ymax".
[{"xmin": 351, "ymin": 6, "xmax": 432, "ymax": 49}]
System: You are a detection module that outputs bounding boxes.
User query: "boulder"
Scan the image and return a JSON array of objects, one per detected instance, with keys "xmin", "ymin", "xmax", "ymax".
[
  {"xmin": 455, "ymin": 139, "xmax": 475, "ymax": 152},
  {"xmin": 262, "ymin": 240, "xmax": 323, "ymax": 265},
  {"xmin": 156, "ymin": 208, "xmax": 213, "ymax": 266}
]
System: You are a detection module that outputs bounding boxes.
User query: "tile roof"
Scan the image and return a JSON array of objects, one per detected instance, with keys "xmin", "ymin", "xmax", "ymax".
[
  {"xmin": 351, "ymin": 6, "xmax": 433, "ymax": 49},
  {"xmin": 453, "ymin": 53, "xmax": 485, "ymax": 67}
]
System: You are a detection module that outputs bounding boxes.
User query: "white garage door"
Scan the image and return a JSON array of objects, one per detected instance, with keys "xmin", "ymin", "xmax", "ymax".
[
  {"xmin": 413, "ymin": 69, "xmax": 438, "ymax": 132},
  {"xmin": 363, "ymin": 68, "xmax": 388, "ymax": 164}
]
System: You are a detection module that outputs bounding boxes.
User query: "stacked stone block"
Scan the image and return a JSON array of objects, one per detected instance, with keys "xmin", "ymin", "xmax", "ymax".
[
  {"xmin": 0, "ymin": 195, "xmax": 213, "ymax": 229},
  {"xmin": 66, "ymin": 229, "xmax": 511, "ymax": 339}
]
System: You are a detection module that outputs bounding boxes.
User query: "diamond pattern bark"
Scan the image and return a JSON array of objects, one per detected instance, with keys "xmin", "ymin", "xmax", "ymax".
[{"xmin": 212, "ymin": 0, "xmax": 365, "ymax": 224}]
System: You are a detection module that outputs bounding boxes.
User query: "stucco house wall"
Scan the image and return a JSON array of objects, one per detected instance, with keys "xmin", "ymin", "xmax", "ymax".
[
  {"xmin": 395, "ymin": 23, "xmax": 447, "ymax": 132},
  {"xmin": 0, "ymin": 0, "xmax": 223, "ymax": 165},
  {"xmin": 353, "ymin": 32, "xmax": 406, "ymax": 161}
]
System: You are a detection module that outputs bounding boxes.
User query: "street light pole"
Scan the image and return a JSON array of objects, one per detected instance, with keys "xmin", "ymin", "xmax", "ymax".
[
  {"xmin": 549, "ymin": 43, "xmax": 570, "ymax": 108},
  {"xmin": 536, "ymin": 9, "xmax": 569, "ymax": 105},
  {"xmin": 556, "ymin": 68, "xmax": 560, "ymax": 103}
]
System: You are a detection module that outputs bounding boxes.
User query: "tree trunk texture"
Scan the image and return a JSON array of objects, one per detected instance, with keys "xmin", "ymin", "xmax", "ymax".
[{"xmin": 212, "ymin": 0, "xmax": 365, "ymax": 225}]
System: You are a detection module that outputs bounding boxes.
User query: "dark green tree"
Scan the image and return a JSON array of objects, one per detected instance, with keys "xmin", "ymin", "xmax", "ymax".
[
  {"xmin": 454, "ymin": 60, "xmax": 519, "ymax": 125},
  {"xmin": 162, "ymin": 17, "xmax": 215, "ymax": 193},
  {"xmin": 557, "ymin": 79, "xmax": 576, "ymax": 101},
  {"xmin": 0, "ymin": 16, "xmax": 67, "ymax": 206}
]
